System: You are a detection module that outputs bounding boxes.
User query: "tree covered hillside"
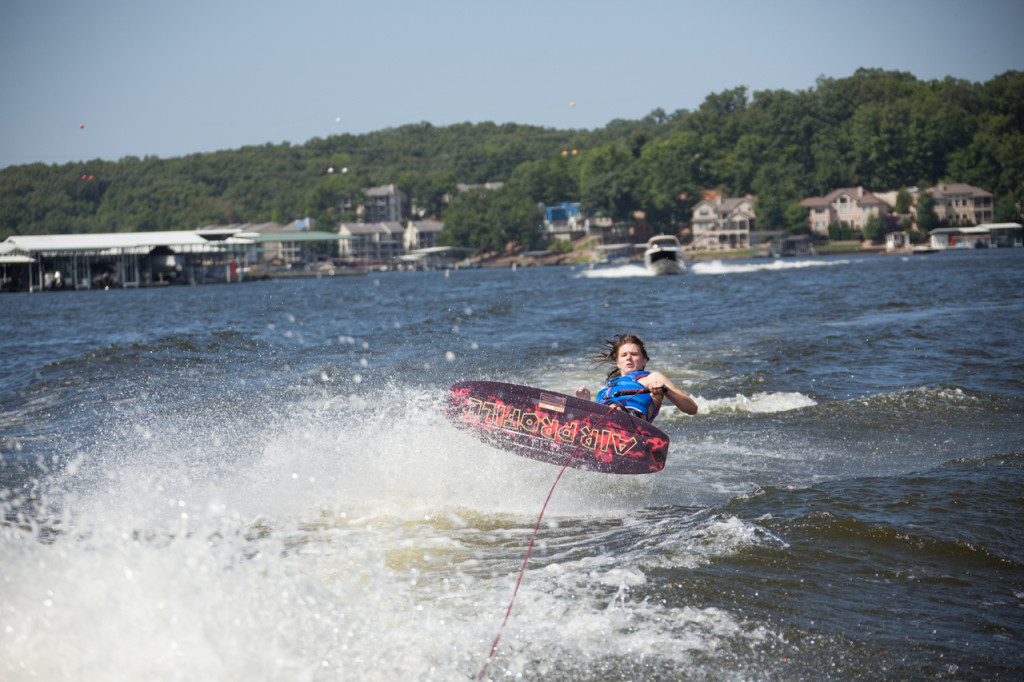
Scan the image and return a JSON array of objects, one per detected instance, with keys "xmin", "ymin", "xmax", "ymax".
[{"xmin": 1, "ymin": 68, "xmax": 1021, "ymax": 247}]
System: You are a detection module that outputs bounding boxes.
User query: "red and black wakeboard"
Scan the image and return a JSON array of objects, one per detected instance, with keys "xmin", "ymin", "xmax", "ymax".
[{"xmin": 446, "ymin": 381, "xmax": 670, "ymax": 474}]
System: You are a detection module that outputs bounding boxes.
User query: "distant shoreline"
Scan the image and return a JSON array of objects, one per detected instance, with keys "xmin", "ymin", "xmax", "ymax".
[{"xmin": 471, "ymin": 243, "xmax": 887, "ymax": 268}]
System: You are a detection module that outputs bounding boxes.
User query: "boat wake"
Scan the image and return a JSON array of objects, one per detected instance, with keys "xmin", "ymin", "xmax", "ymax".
[
  {"xmin": 579, "ymin": 258, "xmax": 851, "ymax": 278},
  {"xmin": 578, "ymin": 264, "xmax": 653, "ymax": 278},
  {"xmin": 690, "ymin": 259, "xmax": 850, "ymax": 275}
]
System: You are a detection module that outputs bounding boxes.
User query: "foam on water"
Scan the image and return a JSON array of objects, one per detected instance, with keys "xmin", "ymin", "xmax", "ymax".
[
  {"xmin": 576, "ymin": 257, "xmax": 852, "ymax": 279},
  {"xmin": 0, "ymin": 384, "xmax": 777, "ymax": 681},
  {"xmin": 689, "ymin": 258, "xmax": 851, "ymax": 275},
  {"xmin": 697, "ymin": 391, "xmax": 817, "ymax": 414},
  {"xmin": 577, "ymin": 263, "xmax": 653, "ymax": 278},
  {"xmin": 5, "ymin": 251, "xmax": 1021, "ymax": 679}
]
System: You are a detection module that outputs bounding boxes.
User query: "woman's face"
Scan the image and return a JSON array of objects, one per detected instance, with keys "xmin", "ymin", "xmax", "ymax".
[{"xmin": 616, "ymin": 343, "xmax": 647, "ymax": 375}]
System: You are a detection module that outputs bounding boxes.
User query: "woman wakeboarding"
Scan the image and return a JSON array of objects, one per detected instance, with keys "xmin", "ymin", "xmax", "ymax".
[{"xmin": 575, "ymin": 333, "xmax": 698, "ymax": 420}]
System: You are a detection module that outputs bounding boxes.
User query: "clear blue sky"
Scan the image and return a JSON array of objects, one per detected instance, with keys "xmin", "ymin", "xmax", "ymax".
[{"xmin": 2, "ymin": 0, "xmax": 1021, "ymax": 169}]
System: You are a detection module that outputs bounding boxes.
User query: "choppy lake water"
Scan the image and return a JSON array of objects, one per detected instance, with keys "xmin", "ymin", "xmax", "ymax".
[{"xmin": 2, "ymin": 249, "xmax": 1023, "ymax": 680}]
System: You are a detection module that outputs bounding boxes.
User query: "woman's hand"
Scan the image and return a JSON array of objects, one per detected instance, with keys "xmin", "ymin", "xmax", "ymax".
[
  {"xmin": 641, "ymin": 372, "xmax": 698, "ymax": 415},
  {"xmin": 575, "ymin": 386, "xmax": 591, "ymax": 400}
]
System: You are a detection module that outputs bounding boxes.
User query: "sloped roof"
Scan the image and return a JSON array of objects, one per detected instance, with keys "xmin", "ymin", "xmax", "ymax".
[
  {"xmin": 717, "ymin": 197, "xmax": 754, "ymax": 213},
  {"xmin": 694, "ymin": 196, "xmax": 755, "ymax": 211},
  {"xmin": 801, "ymin": 186, "xmax": 885, "ymax": 207},
  {"xmin": 0, "ymin": 240, "xmax": 34, "ymax": 263},
  {"xmin": 929, "ymin": 183, "xmax": 992, "ymax": 198}
]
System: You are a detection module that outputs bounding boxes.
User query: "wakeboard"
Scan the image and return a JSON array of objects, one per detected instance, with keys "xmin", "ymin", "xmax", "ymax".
[{"xmin": 446, "ymin": 380, "xmax": 670, "ymax": 474}]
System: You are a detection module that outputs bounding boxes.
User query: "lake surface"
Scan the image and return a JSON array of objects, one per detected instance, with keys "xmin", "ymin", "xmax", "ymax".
[{"xmin": 2, "ymin": 249, "xmax": 1023, "ymax": 680}]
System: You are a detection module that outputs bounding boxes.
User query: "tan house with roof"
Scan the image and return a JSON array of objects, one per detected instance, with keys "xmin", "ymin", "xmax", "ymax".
[
  {"xmin": 927, "ymin": 183, "xmax": 993, "ymax": 225},
  {"xmin": 800, "ymin": 187, "xmax": 890, "ymax": 236},
  {"xmin": 690, "ymin": 195, "xmax": 755, "ymax": 251},
  {"xmin": 338, "ymin": 222, "xmax": 404, "ymax": 263}
]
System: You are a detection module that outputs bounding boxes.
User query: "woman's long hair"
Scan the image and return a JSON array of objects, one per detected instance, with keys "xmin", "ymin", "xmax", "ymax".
[{"xmin": 590, "ymin": 333, "xmax": 650, "ymax": 381}]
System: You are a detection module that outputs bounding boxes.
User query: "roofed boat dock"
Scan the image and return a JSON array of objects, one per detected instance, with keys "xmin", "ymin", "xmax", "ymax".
[{"xmin": 0, "ymin": 224, "xmax": 364, "ymax": 292}]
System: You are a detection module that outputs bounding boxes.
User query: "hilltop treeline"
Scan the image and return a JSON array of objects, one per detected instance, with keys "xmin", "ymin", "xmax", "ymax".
[{"xmin": 1, "ymin": 68, "xmax": 1021, "ymax": 248}]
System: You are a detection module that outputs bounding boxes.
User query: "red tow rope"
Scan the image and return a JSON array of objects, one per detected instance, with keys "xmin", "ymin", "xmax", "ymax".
[{"xmin": 475, "ymin": 393, "xmax": 649, "ymax": 680}]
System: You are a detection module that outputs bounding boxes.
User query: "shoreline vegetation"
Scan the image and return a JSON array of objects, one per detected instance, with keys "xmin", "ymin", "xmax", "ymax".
[{"xmin": 1, "ymin": 68, "xmax": 1021, "ymax": 251}]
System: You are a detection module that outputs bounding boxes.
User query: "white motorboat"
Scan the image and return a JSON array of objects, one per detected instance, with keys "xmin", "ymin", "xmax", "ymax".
[{"xmin": 643, "ymin": 235, "xmax": 685, "ymax": 275}]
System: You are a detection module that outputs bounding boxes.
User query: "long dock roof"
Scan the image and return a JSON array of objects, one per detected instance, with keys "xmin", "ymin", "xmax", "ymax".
[{"xmin": 3, "ymin": 231, "xmax": 256, "ymax": 254}]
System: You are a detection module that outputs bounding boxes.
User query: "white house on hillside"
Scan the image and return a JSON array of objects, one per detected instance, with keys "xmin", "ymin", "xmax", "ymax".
[{"xmin": 690, "ymin": 195, "xmax": 755, "ymax": 251}]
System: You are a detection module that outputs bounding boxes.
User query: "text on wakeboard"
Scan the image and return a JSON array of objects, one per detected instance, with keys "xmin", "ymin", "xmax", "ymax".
[{"xmin": 457, "ymin": 398, "xmax": 640, "ymax": 456}]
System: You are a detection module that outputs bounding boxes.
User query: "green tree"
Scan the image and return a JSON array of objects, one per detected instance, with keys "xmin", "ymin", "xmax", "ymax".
[
  {"xmin": 636, "ymin": 131, "xmax": 705, "ymax": 229},
  {"xmin": 895, "ymin": 187, "xmax": 913, "ymax": 213},
  {"xmin": 3, "ymin": 69, "xmax": 1024, "ymax": 244},
  {"xmin": 714, "ymin": 133, "xmax": 770, "ymax": 196},
  {"xmin": 412, "ymin": 169, "xmax": 459, "ymax": 219},
  {"xmin": 994, "ymin": 194, "xmax": 1022, "ymax": 223},
  {"xmin": 485, "ymin": 186, "xmax": 541, "ymax": 250},
  {"xmin": 863, "ymin": 213, "xmax": 885, "ymax": 243},
  {"xmin": 697, "ymin": 86, "xmax": 749, "ymax": 116},
  {"xmin": 916, "ymin": 191, "xmax": 939, "ymax": 232},
  {"xmin": 439, "ymin": 189, "xmax": 488, "ymax": 248},
  {"xmin": 439, "ymin": 185, "xmax": 540, "ymax": 251},
  {"xmin": 505, "ymin": 156, "xmax": 578, "ymax": 206},
  {"xmin": 828, "ymin": 221, "xmax": 858, "ymax": 241},
  {"xmin": 848, "ymin": 100, "xmax": 917, "ymax": 189},
  {"xmin": 784, "ymin": 202, "xmax": 809, "ymax": 233},
  {"xmin": 750, "ymin": 156, "xmax": 804, "ymax": 231},
  {"xmin": 752, "ymin": 192, "xmax": 786, "ymax": 232},
  {"xmin": 579, "ymin": 144, "xmax": 639, "ymax": 222},
  {"xmin": 947, "ymin": 112, "xmax": 1024, "ymax": 200}
]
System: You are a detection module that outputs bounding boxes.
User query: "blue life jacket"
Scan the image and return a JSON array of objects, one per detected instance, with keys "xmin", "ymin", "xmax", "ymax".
[{"xmin": 596, "ymin": 370, "xmax": 660, "ymax": 421}]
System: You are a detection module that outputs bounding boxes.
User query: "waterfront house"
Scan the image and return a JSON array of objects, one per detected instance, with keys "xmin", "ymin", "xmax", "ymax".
[
  {"xmin": 543, "ymin": 202, "xmax": 585, "ymax": 241},
  {"xmin": 405, "ymin": 220, "xmax": 445, "ymax": 252},
  {"xmin": 338, "ymin": 222, "xmax": 405, "ymax": 263},
  {"xmin": 927, "ymin": 183, "xmax": 994, "ymax": 225},
  {"xmin": 800, "ymin": 187, "xmax": 890, "ymax": 237},
  {"xmin": 690, "ymin": 195, "xmax": 755, "ymax": 251}
]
